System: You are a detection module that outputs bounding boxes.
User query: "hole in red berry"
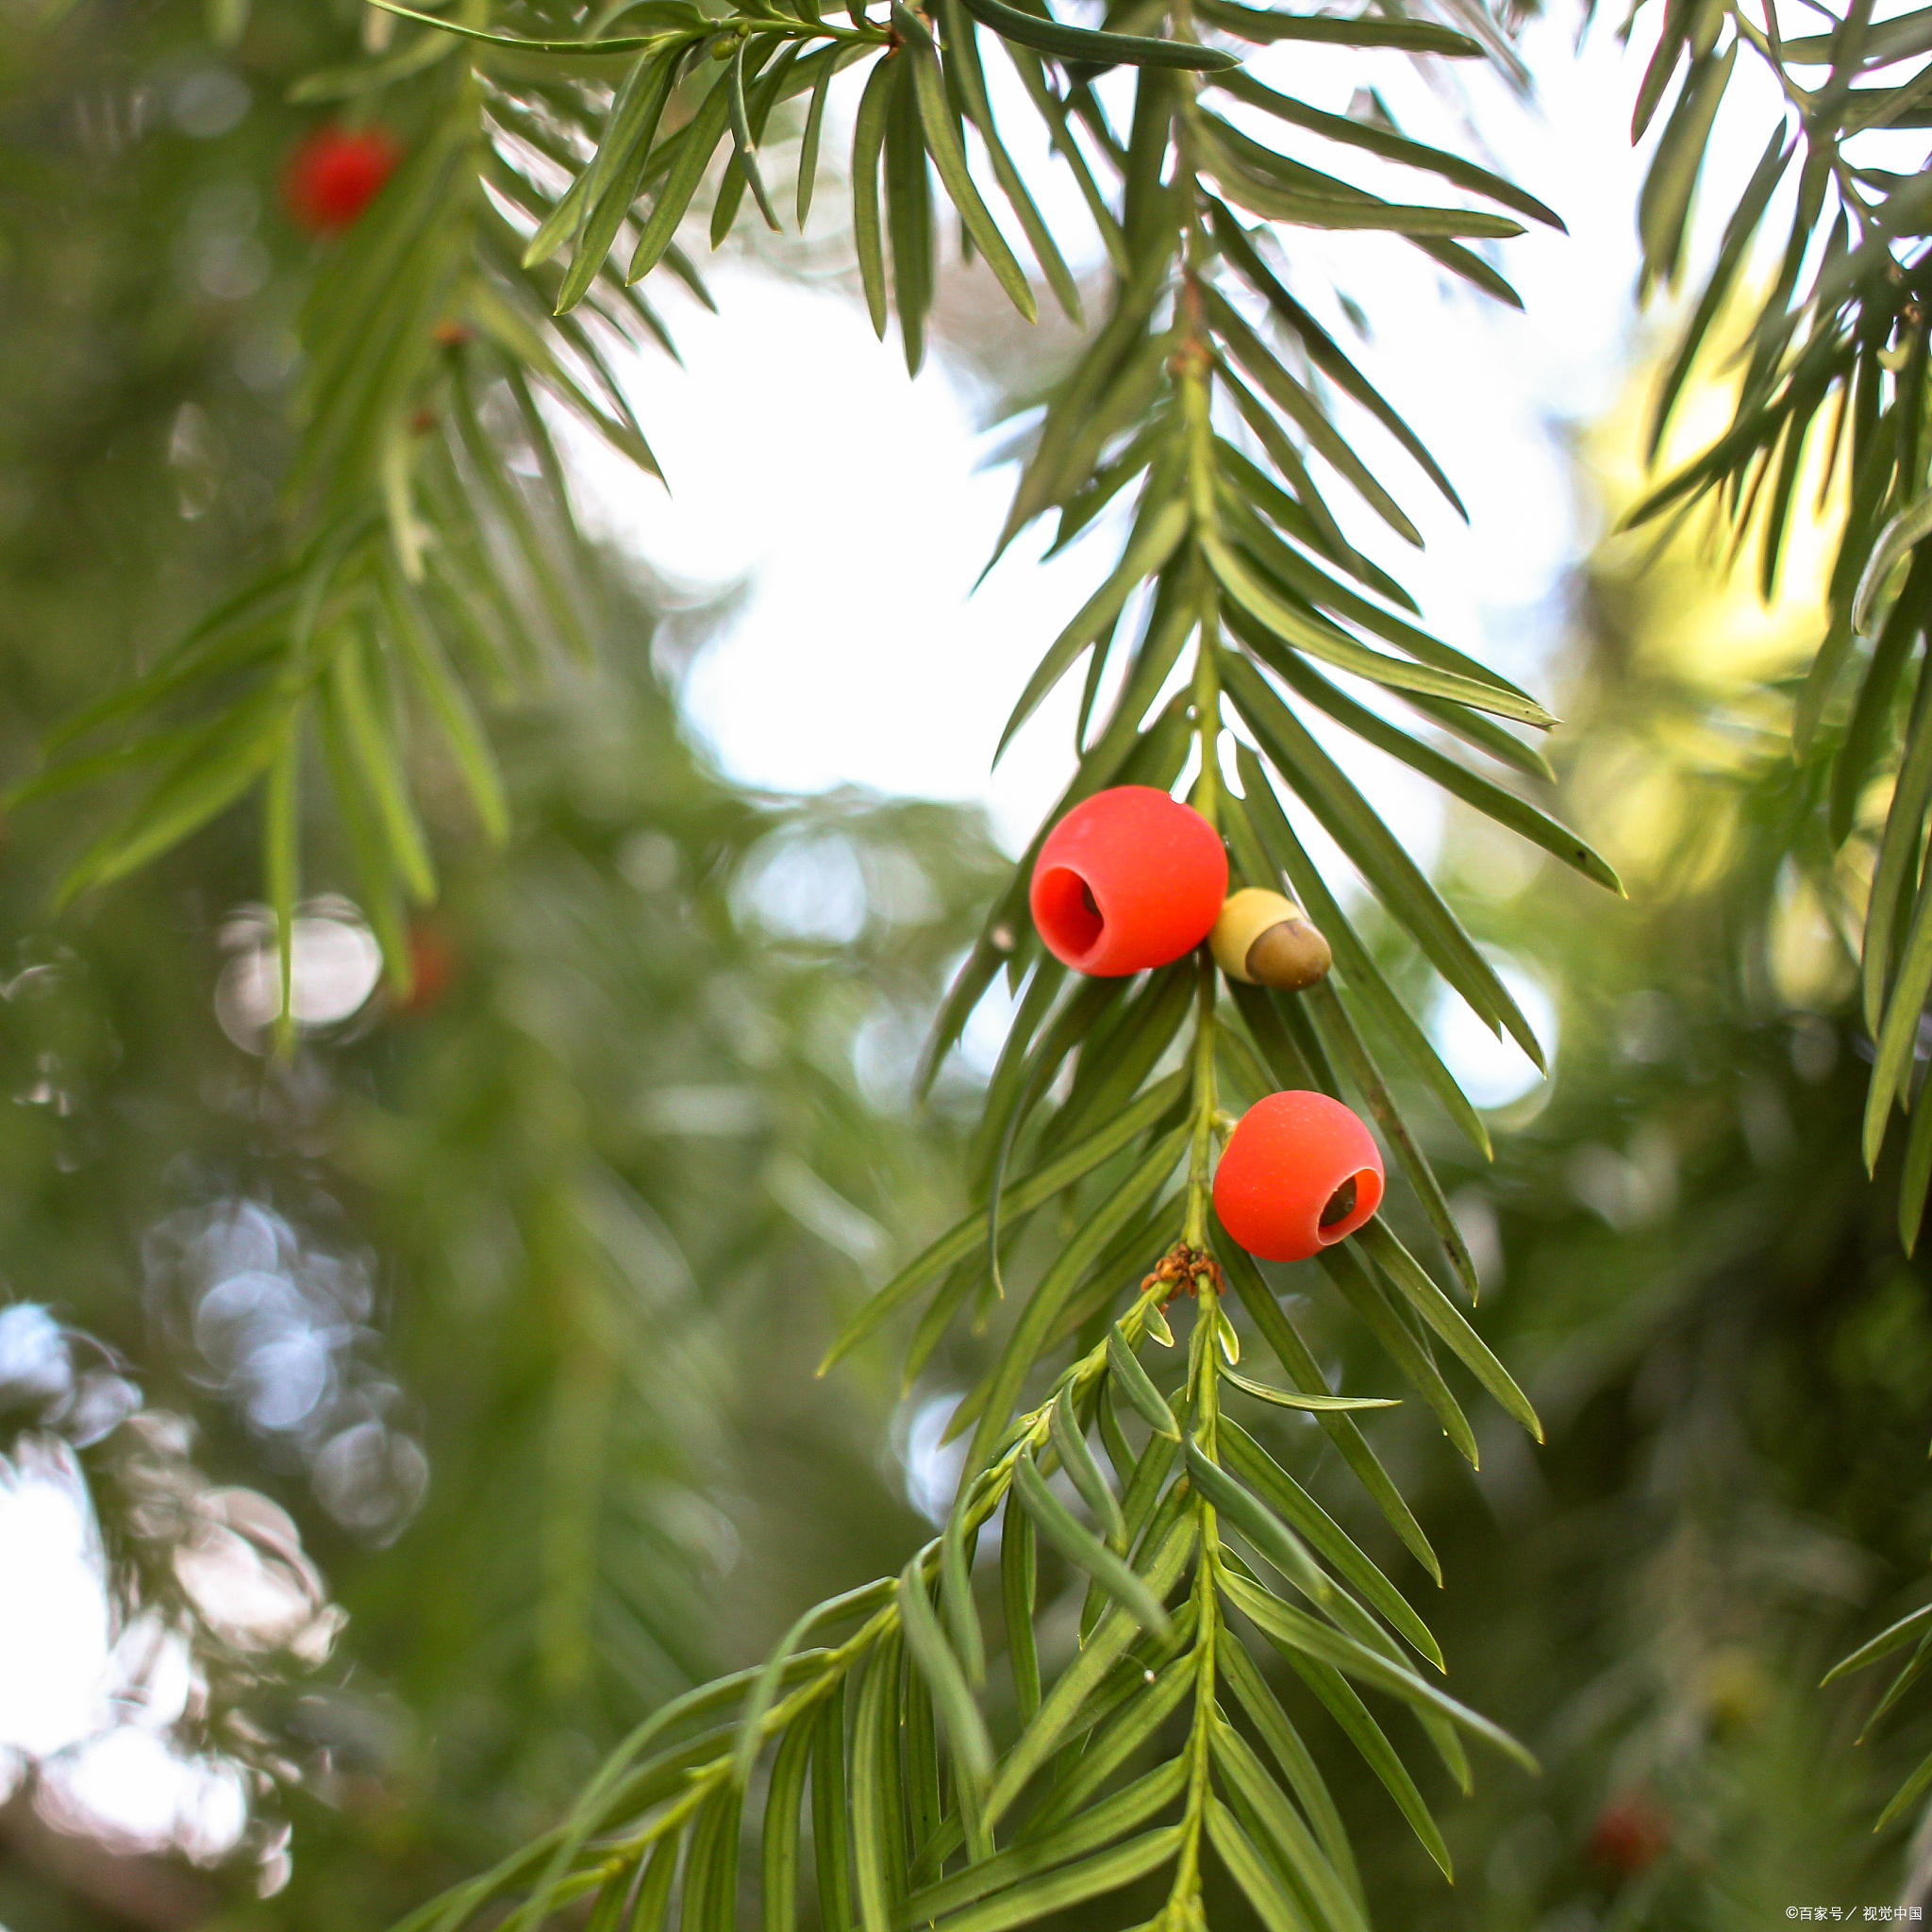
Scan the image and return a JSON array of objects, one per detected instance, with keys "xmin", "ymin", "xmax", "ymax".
[
  {"xmin": 1035, "ymin": 867, "xmax": 1105, "ymax": 958},
  {"xmin": 1319, "ymin": 1175, "xmax": 1358, "ymax": 1228}
]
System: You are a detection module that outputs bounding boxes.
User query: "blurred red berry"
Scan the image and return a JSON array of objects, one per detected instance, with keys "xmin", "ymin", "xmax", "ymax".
[
  {"xmin": 284, "ymin": 125, "xmax": 400, "ymax": 234},
  {"xmin": 394, "ymin": 923, "xmax": 458, "ymax": 1018},
  {"xmin": 1588, "ymin": 1794, "xmax": 1669, "ymax": 1876}
]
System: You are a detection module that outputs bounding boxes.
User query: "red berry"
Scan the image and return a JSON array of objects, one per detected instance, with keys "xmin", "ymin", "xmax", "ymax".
[
  {"xmin": 394, "ymin": 922, "xmax": 457, "ymax": 1017},
  {"xmin": 284, "ymin": 126, "xmax": 401, "ymax": 234},
  {"xmin": 1212, "ymin": 1091, "xmax": 1384, "ymax": 1262},
  {"xmin": 1587, "ymin": 1796, "xmax": 1669, "ymax": 1876},
  {"xmin": 1029, "ymin": 787, "xmax": 1226, "ymax": 975}
]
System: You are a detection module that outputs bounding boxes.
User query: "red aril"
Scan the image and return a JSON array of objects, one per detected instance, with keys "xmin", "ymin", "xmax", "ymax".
[
  {"xmin": 1028, "ymin": 786, "xmax": 1225, "ymax": 976},
  {"xmin": 1213, "ymin": 1091, "xmax": 1384, "ymax": 1262}
]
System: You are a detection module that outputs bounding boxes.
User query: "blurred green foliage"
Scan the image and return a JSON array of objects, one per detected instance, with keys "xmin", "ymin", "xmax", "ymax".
[
  {"xmin": 1305, "ymin": 527, "xmax": 1932, "ymax": 1927},
  {"xmin": 2, "ymin": 3, "xmax": 1931, "ymax": 1931},
  {"xmin": 0, "ymin": 4, "xmax": 1005, "ymax": 1924}
]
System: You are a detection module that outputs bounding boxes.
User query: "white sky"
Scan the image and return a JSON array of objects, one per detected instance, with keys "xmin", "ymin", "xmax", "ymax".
[
  {"xmin": 0, "ymin": 1442, "xmax": 253, "ymax": 1867},
  {"xmin": 564, "ymin": 7, "xmax": 1724, "ymax": 853},
  {"xmin": 0, "ymin": 1307, "xmax": 335, "ymax": 1881}
]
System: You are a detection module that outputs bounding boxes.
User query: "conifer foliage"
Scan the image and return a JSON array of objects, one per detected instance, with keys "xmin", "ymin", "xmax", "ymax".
[
  {"xmin": 1621, "ymin": 4, "xmax": 1932, "ymax": 1829},
  {"xmin": 1625, "ymin": 0, "xmax": 1932, "ymax": 1246},
  {"xmin": 3, "ymin": 2, "xmax": 1657, "ymax": 1928},
  {"xmin": 10, "ymin": 0, "xmax": 1650, "ymax": 1922}
]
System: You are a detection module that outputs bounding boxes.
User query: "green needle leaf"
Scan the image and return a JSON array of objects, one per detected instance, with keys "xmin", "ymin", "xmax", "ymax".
[
  {"xmin": 996, "ymin": 496, "xmax": 1190, "ymax": 763},
  {"xmin": 365, "ymin": 0, "xmax": 671, "ymax": 53},
  {"xmin": 731, "ymin": 1578, "xmax": 895, "ymax": 1790},
  {"xmin": 897, "ymin": 7, "xmax": 1037, "ymax": 323},
  {"xmin": 1224, "ymin": 1572, "xmax": 1538, "ymax": 1774},
  {"xmin": 896, "ymin": 1558, "xmax": 995, "ymax": 1792},
  {"xmin": 727, "ymin": 38, "xmax": 784, "ymax": 232},
  {"xmin": 953, "ymin": 0, "xmax": 1238, "ymax": 70},
  {"xmin": 1184, "ymin": 1437, "xmax": 1333, "ymax": 1604},
  {"xmin": 762, "ymin": 1718, "xmax": 815, "ymax": 1932},
  {"xmin": 1355, "ymin": 1222, "xmax": 1542, "ymax": 1441},
  {"xmin": 1011, "ymin": 1450, "xmax": 1171, "ymax": 1638},
  {"xmin": 627, "ymin": 77, "xmax": 733, "ymax": 284},
  {"xmin": 985, "ymin": 1516, "xmax": 1195, "ymax": 1824},
  {"xmin": 796, "ymin": 42, "xmax": 841, "ymax": 225},
  {"xmin": 1106, "ymin": 1324, "xmax": 1180, "ymax": 1438},
  {"xmin": 821, "ymin": 1070, "xmax": 1186, "ymax": 1372},
  {"xmin": 1220, "ymin": 1367, "xmax": 1397, "ymax": 1411},
  {"xmin": 1221, "ymin": 1420, "xmax": 1443, "ymax": 1670},
  {"xmin": 918, "ymin": 1828, "xmax": 1183, "ymax": 1932},
  {"xmin": 1221, "ymin": 1241, "xmax": 1441, "ymax": 1580},
  {"xmin": 852, "ymin": 1640, "xmax": 900, "ymax": 1932},
  {"xmin": 941, "ymin": 1503, "xmax": 987, "ymax": 1688},
  {"xmin": 1210, "ymin": 543, "xmax": 1555, "ymax": 727},
  {"xmin": 852, "ymin": 55, "xmax": 897, "ymax": 337},
  {"xmin": 1824, "ymin": 1603, "xmax": 1932, "ymax": 1685},
  {"xmin": 1048, "ymin": 1393, "xmax": 1125, "ymax": 1546}
]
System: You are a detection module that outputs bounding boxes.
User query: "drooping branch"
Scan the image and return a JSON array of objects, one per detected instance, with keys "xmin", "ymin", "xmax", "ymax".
[
  {"xmin": 8, "ymin": 0, "xmax": 1613, "ymax": 1924},
  {"xmin": 182, "ymin": 4, "xmax": 1625, "ymax": 1930}
]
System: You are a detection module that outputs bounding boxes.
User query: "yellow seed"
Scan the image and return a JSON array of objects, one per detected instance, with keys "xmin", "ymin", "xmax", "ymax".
[
  {"xmin": 1211, "ymin": 889, "xmax": 1287, "ymax": 983},
  {"xmin": 1209, "ymin": 888, "xmax": 1331, "ymax": 991}
]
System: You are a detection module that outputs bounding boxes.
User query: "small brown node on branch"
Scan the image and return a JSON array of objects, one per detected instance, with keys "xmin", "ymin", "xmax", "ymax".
[
  {"xmin": 408, "ymin": 408, "xmax": 438, "ymax": 435},
  {"xmin": 1141, "ymin": 1241, "xmax": 1224, "ymax": 1306},
  {"xmin": 432, "ymin": 321, "xmax": 472, "ymax": 348},
  {"xmin": 1167, "ymin": 341, "xmax": 1210, "ymax": 382}
]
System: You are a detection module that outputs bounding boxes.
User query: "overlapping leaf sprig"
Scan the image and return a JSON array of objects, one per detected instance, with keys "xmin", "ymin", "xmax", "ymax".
[
  {"xmin": 6, "ymin": 54, "xmax": 675, "ymax": 1030},
  {"xmin": 1618, "ymin": 0, "xmax": 1932, "ymax": 1239},
  {"xmin": 1616, "ymin": 7, "xmax": 1932, "ymax": 1835},
  {"xmin": 290, "ymin": 3, "xmax": 1641, "ymax": 1928}
]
